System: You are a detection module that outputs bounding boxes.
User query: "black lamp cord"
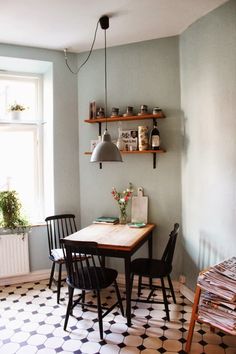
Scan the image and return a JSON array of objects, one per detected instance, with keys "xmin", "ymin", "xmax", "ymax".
[
  {"xmin": 104, "ymin": 29, "xmax": 108, "ymax": 131},
  {"xmin": 64, "ymin": 19, "xmax": 99, "ymax": 75}
]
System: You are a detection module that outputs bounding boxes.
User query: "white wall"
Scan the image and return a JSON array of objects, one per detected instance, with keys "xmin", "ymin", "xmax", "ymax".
[{"xmin": 180, "ymin": 0, "xmax": 236, "ymax": 289}]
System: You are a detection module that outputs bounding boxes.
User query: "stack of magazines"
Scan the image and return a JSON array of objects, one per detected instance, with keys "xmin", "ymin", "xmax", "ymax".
[
  {"xmin": 197, "ymin": 257, "xmax": 236, "ymax": 334},
  {"xmin": 93, "ymin": 216, "xmax": 119, "ymax": 225}
]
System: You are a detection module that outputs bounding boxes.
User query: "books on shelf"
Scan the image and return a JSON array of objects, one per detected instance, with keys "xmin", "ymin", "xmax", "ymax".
[
  {"xmin": 197, "ymin": 256, "xmax": 236, "ymax": 334},
  {"xmin": 93, "ymin": 216, "xmax": 119, "ymax": 225}
]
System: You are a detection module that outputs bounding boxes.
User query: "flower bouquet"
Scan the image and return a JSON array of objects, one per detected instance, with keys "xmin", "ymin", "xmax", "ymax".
[{"xmin": 111, "ymin": 183, "xmax": 133, "ymax": 224}]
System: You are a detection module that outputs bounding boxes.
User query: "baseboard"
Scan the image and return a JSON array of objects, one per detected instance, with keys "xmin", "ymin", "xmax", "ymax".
[
  {"xmin": 0, "ymin": 269, "xmax": 194, "ymax": 304},
  {"xmin": 0, "ymin": 269, "xmax": 51, "ymax": 286}
]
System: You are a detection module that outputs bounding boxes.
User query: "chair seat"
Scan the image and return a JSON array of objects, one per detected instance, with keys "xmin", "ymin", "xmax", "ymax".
[
  {"xmin": 49, "ymin": 254, "xmax": 65, "ymax": 264},
  {"xmin": 67, "ymin": 267, "xmax": 118, "ymax": 290},
  {"xmin": 49, "ymin": 250, "xmax": 88, "ymax": 263},
  {"xmin": 131, "ymin": 258, "xmax": 172, "ymax": 278}
]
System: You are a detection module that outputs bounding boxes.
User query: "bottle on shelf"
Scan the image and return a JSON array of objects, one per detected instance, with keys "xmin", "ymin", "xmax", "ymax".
[{"xmin": 150, "ymin": 124, "xmax": 160, "ymax": 150}]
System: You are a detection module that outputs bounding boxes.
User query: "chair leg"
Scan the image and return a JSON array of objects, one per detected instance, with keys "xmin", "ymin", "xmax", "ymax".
[
  {"xmin": 81, "ymin": 290, "xmax": 85, "ymax": 310},
  {"xmin": 57, "ymin": 263, "xmax": 62, "ymax": 304},
  {"xmin": 96, "ymin": 290, "xmax": 103, "ymax": 340},
  {"xmin": 114, "ymin": 280, "xmax": 124, "ymax": 316},
  {"xmin": 138, "ymin": 275, "xmax": 142, "ymax": 297},
  {"xmin": 167, "ymin": 274, "xmax": 176, "ymax": 304},
  {"xmin": 49, "ymin": 262, "xmax": 55, "ymax": 289},
  {"xmin": 64, "ymin": 286, "xmax": 74, "ymax": 330},
  {"xmin": 161, "ymin": 277, "xmax": 170, "ymax": 321}
]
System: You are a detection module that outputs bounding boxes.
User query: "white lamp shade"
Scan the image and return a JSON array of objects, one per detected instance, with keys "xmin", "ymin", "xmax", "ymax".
[{"xmin": 90, "ymin": 130, "xmax": 123, "ymax": 162}]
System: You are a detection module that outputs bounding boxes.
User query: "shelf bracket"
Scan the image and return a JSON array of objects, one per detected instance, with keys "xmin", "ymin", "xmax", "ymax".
[
  {"xmin": 153, "ymin": 153, "xmax": 157, "ymax": 169},
  {"xmin": 153, "ymin": 118, "xmax": 157, "ymax": 126},
  {"xmin": 98, "ymin": 122, "xmax": 102, "ymax": 136}
]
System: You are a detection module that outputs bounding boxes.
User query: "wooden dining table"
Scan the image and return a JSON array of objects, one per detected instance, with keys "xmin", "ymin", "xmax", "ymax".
[{"xmin": 65, "ymin": 222, "xmax": 156, "ymax": 326}]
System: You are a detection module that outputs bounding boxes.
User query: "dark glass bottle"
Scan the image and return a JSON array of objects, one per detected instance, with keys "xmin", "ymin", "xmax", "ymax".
[{"xmin": 150, "ymin": 124, "xmax": 160, "ymax": 150}]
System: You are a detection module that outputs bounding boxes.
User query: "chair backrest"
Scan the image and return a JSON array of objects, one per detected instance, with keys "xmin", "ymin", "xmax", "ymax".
[
  {"xmin": 45, "ymin": 214, "xmax": 77, "ymax": 255},
  {"xmin": 61, "ymin": 239, "xmax": 106, "ymax": 290},
  {"xmin": 161, "ymin": 223, "xmax": 180, "ymax": 266}
]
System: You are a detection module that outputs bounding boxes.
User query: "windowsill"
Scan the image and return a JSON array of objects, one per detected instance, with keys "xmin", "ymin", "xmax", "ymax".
[
  {"xmin": 30, "ymin": 222, "xmax": 46, "ymax": 227},
  {"xmin": 0, "ymin": 222, "xmax": 46, "ymax": 234},
  {"xmin": 0, "ymin": 120, "xmax": 45, "ymax": 125}
]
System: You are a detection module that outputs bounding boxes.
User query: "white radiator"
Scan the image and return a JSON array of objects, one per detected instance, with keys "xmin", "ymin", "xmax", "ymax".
[{"xmin": 0, "ymin": 233, "xmax": 30, "ymax": 278}]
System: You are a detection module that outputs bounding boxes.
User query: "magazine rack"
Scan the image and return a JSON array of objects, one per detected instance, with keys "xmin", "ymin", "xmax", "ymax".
[{"xmin": 185, "ymin": 268, "xmax": 236, "ymax": 353}]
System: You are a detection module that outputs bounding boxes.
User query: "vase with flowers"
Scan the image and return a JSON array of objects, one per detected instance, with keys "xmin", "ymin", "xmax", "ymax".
[{"xmin": 111, "ymin": 183, "xmax": 133, "ymax": 224}]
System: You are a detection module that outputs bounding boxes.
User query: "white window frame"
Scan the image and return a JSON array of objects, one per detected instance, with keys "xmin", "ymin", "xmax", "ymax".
[{"xmin": 0, "ymin": 72, "xmax": 44, "ymax": 223}]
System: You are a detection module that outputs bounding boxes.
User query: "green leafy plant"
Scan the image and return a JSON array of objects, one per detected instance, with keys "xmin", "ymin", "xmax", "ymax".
[
  {"xmin": 0, "ymin": 191, "xmax": 29, "ymax": 231},
  {"xmin": 9, "ymin": 103, "xmax": 26, "ymax": 111}
]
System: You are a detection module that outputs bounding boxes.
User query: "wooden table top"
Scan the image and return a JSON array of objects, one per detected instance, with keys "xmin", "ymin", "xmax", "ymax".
[{"xmin": 65, "ymin": 223, "xmax": 156, "ymax": 251}]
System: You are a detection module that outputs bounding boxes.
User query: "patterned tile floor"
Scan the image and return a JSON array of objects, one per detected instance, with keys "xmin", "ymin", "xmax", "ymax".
[{"xmin": 0, "ymin": 279, "xmax": 236, "ymax": 353}]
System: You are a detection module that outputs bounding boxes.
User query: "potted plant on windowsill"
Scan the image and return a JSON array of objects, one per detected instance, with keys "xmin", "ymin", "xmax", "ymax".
[
  {"xmin": 8, "ymin": 103, "xmax": 26, "ymax": 120},
  {"xmin": 0, "ymin": 190, "xmax": 30, "ymax": 234}
]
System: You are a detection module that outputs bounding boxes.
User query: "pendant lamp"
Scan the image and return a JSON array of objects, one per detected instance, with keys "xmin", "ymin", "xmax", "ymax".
[{"xmin": 90, "ymin": 16, "xmax": 122, "ymax": 163}]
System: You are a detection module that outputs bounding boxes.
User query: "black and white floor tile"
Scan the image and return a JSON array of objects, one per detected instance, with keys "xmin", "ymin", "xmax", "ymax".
[{"xmin": 0, "ymin": 280, "xmax": 236, "ymax": 353}]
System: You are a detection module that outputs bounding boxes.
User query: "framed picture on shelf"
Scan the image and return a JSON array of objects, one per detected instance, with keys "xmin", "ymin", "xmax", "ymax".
[
  {"xmin": 90, "ymin": 139, "xmax": 100, "ymax": 152},
  {"xmin": 121, "ymin": 130, "xmax": 138, "ymax": 151}
]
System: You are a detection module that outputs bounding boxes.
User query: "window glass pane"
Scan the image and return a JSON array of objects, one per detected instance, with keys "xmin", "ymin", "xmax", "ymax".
[
  {"xmin": 0, "ymin": 126, "xmax": 40, "ymax": 221},
  {"xmin": 0, "ymin": 77, "xmax": 38, "ymax": 121}
]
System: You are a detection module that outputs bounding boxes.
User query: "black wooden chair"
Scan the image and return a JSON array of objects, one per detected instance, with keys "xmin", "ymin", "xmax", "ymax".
[
  {"xmin": 61, "ymin": 239, "xmax": 124, "ymax": 340},
  {"xmin": 130, "ymin": 223, "xmax": 180, "ymax": 321},
  {"xmin": 45, "ymin": 214, "xmax": 77, "ymax": 303}
]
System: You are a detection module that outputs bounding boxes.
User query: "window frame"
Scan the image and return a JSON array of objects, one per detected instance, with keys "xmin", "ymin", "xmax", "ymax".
[{"xmin": 0, "ymin": 72, "xmax": 44, "ymax": 223}]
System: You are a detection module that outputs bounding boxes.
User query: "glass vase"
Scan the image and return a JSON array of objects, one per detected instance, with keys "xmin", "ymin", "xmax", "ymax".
[{"xmin": 119, "ymin": 206, "xmax": 127, "ymax": 224}]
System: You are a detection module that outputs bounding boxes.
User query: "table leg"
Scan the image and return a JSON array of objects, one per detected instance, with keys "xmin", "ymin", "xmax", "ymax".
[
  {"xmin": 148, "ymin": 232, "xmax": 153, "ymax": 289},
  {"xmin": 124, "ymin": 256, "xmax": 132, "ymax": 326}
]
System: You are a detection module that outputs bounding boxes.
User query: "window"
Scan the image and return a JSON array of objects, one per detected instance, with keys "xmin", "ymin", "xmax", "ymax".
[{"xmin": 0, "ymin": 73, "xmax": 44, "ymax": 223}]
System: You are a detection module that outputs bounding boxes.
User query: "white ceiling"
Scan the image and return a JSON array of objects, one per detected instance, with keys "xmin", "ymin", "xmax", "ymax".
[{"xmin": 0, "ymin": 0, "xmax": 228, "ymax": 53}]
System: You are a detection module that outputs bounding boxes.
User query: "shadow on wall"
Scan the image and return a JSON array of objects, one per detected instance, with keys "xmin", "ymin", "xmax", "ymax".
[
  {"xmin": 183, "ymin": 229, "xmax": 226, "ymax": 290},
  {"xmin": 198, "ymin": 230, "xmax": 225, "ymax": 271},
  {"xmin": 181, "ymin": 111, "xmax": 190, "ymax": 165}
]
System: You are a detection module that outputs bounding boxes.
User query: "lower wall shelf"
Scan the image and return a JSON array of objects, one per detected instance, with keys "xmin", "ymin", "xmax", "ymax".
[
  {"xmin": 84, "ymin": 149, "xmax": 166, "ymax": 169},
  {"xmin": 84, "ymin": 149, "xmax": 166, "ymax": 155}
]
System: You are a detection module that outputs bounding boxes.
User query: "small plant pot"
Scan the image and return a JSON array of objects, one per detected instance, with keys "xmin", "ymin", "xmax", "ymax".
[{"xmin": 10, "ymin": 111, "xmax": 23, "ymax": 120}]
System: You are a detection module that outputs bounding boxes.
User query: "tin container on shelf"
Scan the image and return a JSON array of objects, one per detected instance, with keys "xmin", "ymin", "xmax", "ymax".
[
  {"xmin": 138, "ymin": 105, "xmax": 148, "ymax": 116},
  {"xmin": 152, "ymin": 107, "xmax": 162, "ymax": 115},
  {"xmin": 123, "ymin": 106, "xmax": 134, "ymax": 117},
  {"xmin": 111, "ymin": 107, "xmax": 120, "ymax": 117}
]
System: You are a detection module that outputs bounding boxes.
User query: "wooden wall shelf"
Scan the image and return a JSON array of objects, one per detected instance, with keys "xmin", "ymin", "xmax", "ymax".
[
  {"xmin": 85, "ymin": 149, "xmax": 166, "ymax": 155},
  {"xmin": 84, "ymin": 113, "xmax": 165, "ymax": 124},
  {"xmin": 85, "ymin": 149, "xmax": 166, "ymax": 169},
  {"xmin": 84, "ymin": 112, "xmax": 166, "ymax": 169}
]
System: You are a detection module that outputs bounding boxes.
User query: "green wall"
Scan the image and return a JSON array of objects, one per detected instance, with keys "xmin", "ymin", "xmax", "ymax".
[
  {"xmin": 180, "ymin": 0, "xmax": 236, "ymax": 289},
  {"xmin": 77, "ymin": 37, "xmax": 182, "ymax": 276}
]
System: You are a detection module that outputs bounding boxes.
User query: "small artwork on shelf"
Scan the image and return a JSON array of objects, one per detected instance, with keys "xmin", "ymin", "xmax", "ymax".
[
  {"xmin": 90, "ymin": 139, "xmax": 100, "ymax": 152},
  {"xmin": 89, "ymin": 101, "xmax": 97, "ymax": 119},
  {"xmin": 121, "ymin": 130, "xmax": 138, "ymax": 151}
]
